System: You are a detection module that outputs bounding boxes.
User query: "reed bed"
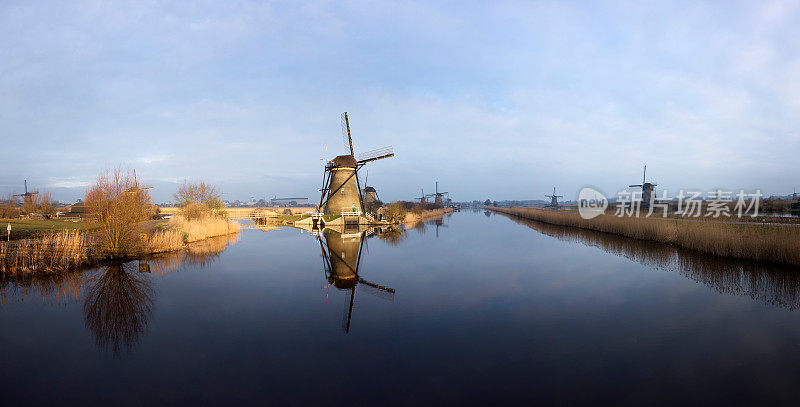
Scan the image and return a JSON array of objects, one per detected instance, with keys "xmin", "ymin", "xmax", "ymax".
[
  {"xmin": 489, "ymin": 207, "xmax": 800, "ymax": 266},
  {"xmin": 403, "ymin": 207, "xmax": 455, "ymax": 226},
  {"xmin": 165, "ymin": 214, "xmax": 241, "ymax": 243},
  {"xmin": 0, "ymin": 230, "xmax": 100, "ymax": 276}
]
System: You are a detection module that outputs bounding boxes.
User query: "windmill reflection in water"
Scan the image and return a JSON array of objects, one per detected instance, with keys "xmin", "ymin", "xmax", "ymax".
[{"xmin": 317, "ymin": 226, "xmax": 395, "ymax": 333}]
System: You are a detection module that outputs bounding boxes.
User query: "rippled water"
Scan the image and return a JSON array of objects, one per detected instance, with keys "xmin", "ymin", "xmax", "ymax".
[{"xmin": 3, "ymin": 211, "xmax": 800, "ymax": 405}]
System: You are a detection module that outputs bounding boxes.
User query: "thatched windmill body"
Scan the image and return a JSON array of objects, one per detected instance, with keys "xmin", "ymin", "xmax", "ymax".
[
  {"xmin": 318, "ymin": 112, "xmax": 394, "ymax": 217},
  {"xmin": 629, "ymin": 165, "xmax": 657, "ymax": 208},
  {"xmin": 427, "ymin": 181, "xmax": 448, "ymax": 207}
]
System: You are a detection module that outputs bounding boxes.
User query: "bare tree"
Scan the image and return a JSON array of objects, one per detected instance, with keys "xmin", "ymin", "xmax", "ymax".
[
  {"xmin": 174, "ymin": 181, "xmax": 225, "ymax": 219},
  {"xmin": 85, "ymin": 168, "xmax": 153, "ymax": 257}
]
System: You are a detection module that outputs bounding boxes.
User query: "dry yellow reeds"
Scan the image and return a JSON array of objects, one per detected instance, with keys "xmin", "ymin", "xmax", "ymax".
[
  {"xmin": 146, "ymin": 229, "xmax": 186, "ymax": 253},
  {"xmin": 0, "ymin": 230, "xmax": 99, "ymax": 276},
  {"xmin": 165, "ymin": 214, "xmax": 241, "ymax": 243},
  {"xmin": 404, "ymin": 207, "xmax": 455, "ymax": 226},
  {"xmin": 489, "ymin": 207, "xmax": 800, "ymax": 266}
]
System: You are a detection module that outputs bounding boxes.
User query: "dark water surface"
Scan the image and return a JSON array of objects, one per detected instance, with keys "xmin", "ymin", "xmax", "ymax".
[{"xmin": 4, "ymin": 211, "xmax": 800, "ymax": 405}]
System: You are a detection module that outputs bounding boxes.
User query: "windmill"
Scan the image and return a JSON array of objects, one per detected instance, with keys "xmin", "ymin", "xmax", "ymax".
[
  {"xmin": 13, "ymin": 180, "xmax": 39, "ymax": 208},
  {"xmin": 629, "ymin": 165, "xmax": 657, "ymax": 208},
  {"xmin": 417, "ymin": 188, "xmax": 427, "ymax": 204},
  {"xmin": 544, "ymin": 187, "xmax": 563, "ymax": 209},
  {"xmin": 361, "ymin": 171, "xmax": 380, "ymax": 206},
  {"xmin": 318, "ymin": 112, "xmax": 394, "ymax": 219},
  {"xmin": 318, "ymin": 230, "xmax": 395, "ymax": 333},
  {"xmin": 123, "ymin": 170, "xmax": 153, "ymax": 195},
  {"xmin": 427, "ymin": 181, "xmax": 448, "ymax": 207}
]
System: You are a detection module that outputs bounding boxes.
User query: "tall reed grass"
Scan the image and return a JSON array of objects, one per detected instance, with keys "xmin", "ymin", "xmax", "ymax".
[
  {"xmin": 166, "ymin": 214, "xmax": 241, "ymax": 243},
  {"xmin": 489, "ymin": 207, "xmax": 800, "ymax": 266},
  {"xmin": 0, "ymin": 230, "xmax": 99, "ymax": 276},
  {"xmin": 403, "ymin": 207, "xmax": 455, "ymax": 226}
]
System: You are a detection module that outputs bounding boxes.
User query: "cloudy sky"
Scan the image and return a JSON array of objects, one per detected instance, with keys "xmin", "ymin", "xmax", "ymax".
[{"xmin": 1, "ymin": 0, "xmax": 799, "ymax": 203}]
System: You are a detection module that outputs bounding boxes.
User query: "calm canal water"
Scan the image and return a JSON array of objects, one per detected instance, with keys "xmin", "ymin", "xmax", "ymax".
[{"xmin": 4, "ymin": 210, "xmax": 800, "ymax": 405}]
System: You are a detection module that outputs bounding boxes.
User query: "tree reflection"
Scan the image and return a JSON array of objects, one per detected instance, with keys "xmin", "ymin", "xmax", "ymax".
[{"xmin": 83, "ymin": 262, "xmax": 154, "ymax": 354}]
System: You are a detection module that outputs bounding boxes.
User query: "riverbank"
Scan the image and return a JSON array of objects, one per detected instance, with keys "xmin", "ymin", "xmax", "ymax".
[
  {"xmin": 488, "ymin": 207, "xmax": 800, "ymax": 266},
  {"xmin": 404, "ymin": 207, "xmax": 455, "ymax": 226},
  {"xmin": 0, "ymin": 215, "xmax": 240, "ymax": 276}
]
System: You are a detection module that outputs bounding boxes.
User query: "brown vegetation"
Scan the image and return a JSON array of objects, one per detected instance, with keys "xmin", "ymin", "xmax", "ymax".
[
  {"xmin": 1, "ymin": 192, "xmax": 18, "ymax": 218},
  {"xmin": 489, "ymin": 207, "xmax": 800, "ymax": 266},
  {"xmin": 0, "ymin": 231, "xmax": 99, "ymax": 276},
  {"xmin": 174, "ymin": 181, "xmax": 225, "ymax": 218},
  {"xmin": 85, "ymin": 169, "xmax": 154, "ymax": 257},
  {"xmin": 404, "ymin": 207, "xmax": 454, "ymax": 226}
]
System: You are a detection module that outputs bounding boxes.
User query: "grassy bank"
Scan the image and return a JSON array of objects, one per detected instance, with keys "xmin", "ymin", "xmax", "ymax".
[
  {"xmin": 0, "ymin": 218, "xmax": 99, "ymax": 241},
  {"xmin": 147, "ymin": 214, "xmax": 241, "ymax": 253},
  {"xmin": 0, "ymin": 215, "xmax": 240, "ymax": 276},
  {"xmin": 0, "ymin": 231, "xmax": 100, "ymax": 275},
  {"xmin": 488, "ymin": 207, "xmax": 800, "ymax": 266},
  {"xmin": 404, "ymin": 207, "xmax": 455, "ymax": 226}
]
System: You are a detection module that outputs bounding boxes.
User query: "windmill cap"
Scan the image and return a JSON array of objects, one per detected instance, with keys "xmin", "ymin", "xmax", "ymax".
[
  {"xmin": 364, "ymin": 186, "xmax": 376, "ymax": 192},
  {"xmin": 329, "ymin": 155, "xmax": 358, "ymax": 168}
]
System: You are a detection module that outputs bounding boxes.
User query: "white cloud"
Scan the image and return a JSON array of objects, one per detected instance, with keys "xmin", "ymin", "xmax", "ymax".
[{"xmin": 49, "ymin": 180, "xmax": 91, "ymax": 188}]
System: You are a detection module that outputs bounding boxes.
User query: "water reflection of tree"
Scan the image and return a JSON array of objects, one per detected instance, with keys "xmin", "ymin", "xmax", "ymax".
[
  {"xmin": 83, "ymin": 263, "xmax": 154, "ymax": 354},
  {"xmin": 376, "ymin": 226, "xmax": 405, "ymax": 246},
  {"xmin": 2, "ymin": 233, "xmax": 240, "ymax": 352},
  {"xmin": 503, "ymin": 213, "xmax": 800, "ymax": 311}
]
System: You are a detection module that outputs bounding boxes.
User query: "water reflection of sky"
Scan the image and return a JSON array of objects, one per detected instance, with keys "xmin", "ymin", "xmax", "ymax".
[{"xmin": 2, "ymin": 212, "xmax": 800, "ymax": 404}]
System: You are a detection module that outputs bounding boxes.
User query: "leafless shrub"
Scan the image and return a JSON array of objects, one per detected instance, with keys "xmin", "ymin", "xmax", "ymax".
[
  {"xmin": 383, "ymin": 202, "xmax": 406, "ymax": 222},
  {"xmin": 174, "ymin": 181, "xmax": 223, "ymax": 209},
  {"xmin": 1, "ymin": 192, "xmax": 18, "ymax": 218},
  {"xmin": 85, "ymin": 168, "xmax": 153, "ymax": 257}
]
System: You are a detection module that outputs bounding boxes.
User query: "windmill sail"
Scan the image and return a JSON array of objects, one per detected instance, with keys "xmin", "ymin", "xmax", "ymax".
[
  {"xmin": 357, "ymin": 146, "xmax": 394, "ymax": 163},
  {"xmin": 341, "ymin": 112, "xmax": 355, "ymax": 156}
]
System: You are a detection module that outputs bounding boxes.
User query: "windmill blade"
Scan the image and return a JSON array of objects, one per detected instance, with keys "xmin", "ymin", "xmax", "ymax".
[
  {"xmin": 342, "ymin": 287, "xmax": 356, "ymax": 333},
  {"xmin": 629, "ymin": 184, "xmax": 643, "ymax": 188},
  {"xmin": 341, "ymin": 112, "xmax": 355, "ymax": 156},
  {"xmin": 357, "ymin": 278, "xmax": 396, "ymax": 300},
  {"xmin": 357, "ymin": 146, "xmax": 394, "ymax": 164}
]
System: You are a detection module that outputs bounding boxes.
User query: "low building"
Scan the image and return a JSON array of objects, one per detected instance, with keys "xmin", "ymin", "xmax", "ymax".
[
  {"xmin": 69, "ymin": 201, "xmax": 87, "ymax": 213},
  {"xmin": 270, "ymin": 197, "xmax": 309, "ymax": 207}
]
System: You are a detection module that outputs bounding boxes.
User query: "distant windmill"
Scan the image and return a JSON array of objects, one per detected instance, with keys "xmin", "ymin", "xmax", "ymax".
[
  {"xmin": 544, "ymin": 187, "xmax": 563, "ymax": 209},
  {"xmin": 123, "ymin": 170, "xmax": 153, "ymax": 195},
  {"xmin": 361, "ymin": 171, "xmax": 380, "ymax": 206},
  {"xmin": 417, "ymin": 188, "xmax": 427, "ymax": 204},
  {"xmin": 629, "ymin": 165, "xmax": 657, "ymax": 208},
  {"xmin": 13, "ymin": 180, "xmax": 39, "ymax": 206},
  {"xmin": 318, "ymin": 112, "xmax": 394, "ymax": 218},
  {"xmin": 426, "ymin": 181, "xmax": 448, "ymax": 207}
]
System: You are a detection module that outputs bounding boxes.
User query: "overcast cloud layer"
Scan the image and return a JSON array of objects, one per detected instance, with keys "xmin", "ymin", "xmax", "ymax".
[{"xmin": 1, "ymin": 0, "xmax": 799, "ymax": 203}]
